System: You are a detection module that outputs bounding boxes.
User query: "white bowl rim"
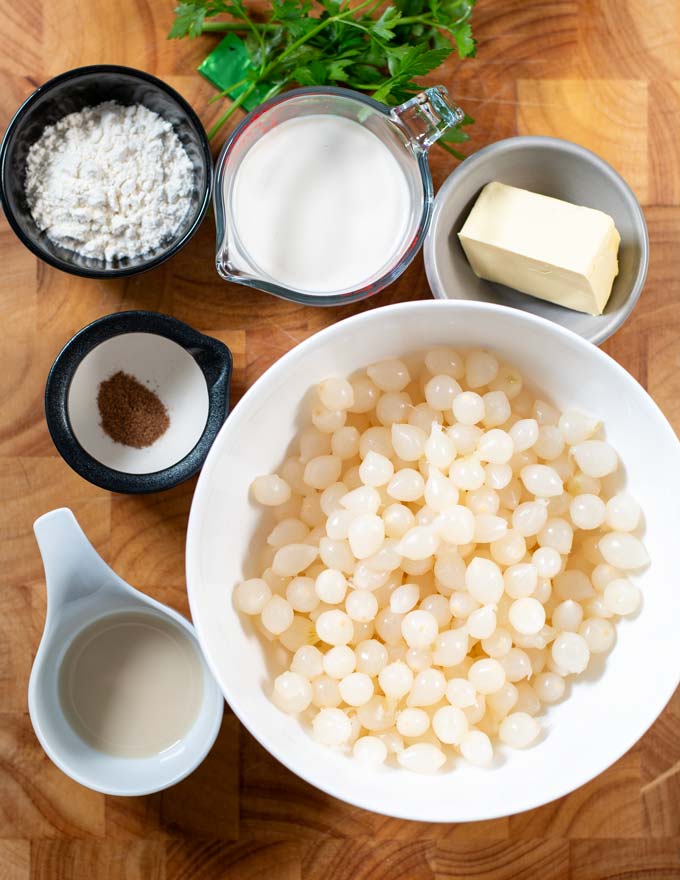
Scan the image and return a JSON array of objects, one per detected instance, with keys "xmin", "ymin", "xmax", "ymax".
[
  {"xmin": 423, "ymin": 135, "xmax": 650, "ymax": 347},
  {"xmin": 187, "ymin": 299, "xmax": 679, "ymax": 822}
]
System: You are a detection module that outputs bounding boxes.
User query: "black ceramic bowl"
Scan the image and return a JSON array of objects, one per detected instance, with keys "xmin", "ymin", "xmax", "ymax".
[
  {"xmin": 45, "ymin": 311, "xmax": 232, "ymax": 493},
  {"xmin": 0, "ymin": 66, "xmax": 212, "ymax": 277}
]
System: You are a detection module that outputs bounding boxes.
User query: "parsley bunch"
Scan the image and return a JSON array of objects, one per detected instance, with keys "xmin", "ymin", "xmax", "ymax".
[{"xmin": 169, "ymin": 0, "xmax": 475, "ymax": 153}]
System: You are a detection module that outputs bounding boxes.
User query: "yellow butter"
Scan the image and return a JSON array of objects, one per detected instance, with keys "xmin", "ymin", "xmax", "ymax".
[{"xmin": 457, "ymin": 181, "xmax": 620, "ymax": 315}]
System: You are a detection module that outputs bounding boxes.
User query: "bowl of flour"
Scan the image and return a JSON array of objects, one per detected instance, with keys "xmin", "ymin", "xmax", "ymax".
[{"xmin": 0, "ymin": 65, "xmax": 212, "ymax": 277}]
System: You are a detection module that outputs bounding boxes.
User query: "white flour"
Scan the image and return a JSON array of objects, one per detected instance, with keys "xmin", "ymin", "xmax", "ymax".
[{"xmin": 25, "ymin": 102, "xmax": 194, "ymax": 262}]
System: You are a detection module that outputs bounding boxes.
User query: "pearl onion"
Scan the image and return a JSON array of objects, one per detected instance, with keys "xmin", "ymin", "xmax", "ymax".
[
  {"xmin": 313, "ymin": 708, "xmax": 352, "ymax": 745},
  {"xmin": 390, "ymin": 583, "xmax": 420, "ymax": 614},
  {"xmin": 397, "ymin": 526, "xmax": 439, "ymax": 560},
  {"xmin": 397, "ymin": 743, "xmax": 446, "ymax": 773},
  {"xmin": 465, "ymin": 557, "xmax": 504, "ymax": 604},
  {"xmin": 319, "ymin": 377, "xmax": 354, "ymax": 411},
  {"xmin": 570, "ymin": 494, "xmax": 606, "ymax": 530},
  {"xmin": 512, "ymin": 501, "xmax": 549, "ymax": 537},
  {"xmin": 357, "ymin": 696, "xmax": 396, "ymax": 731},
  {"xmin": 383, "ymin": 503, "xmax": 415, "ymax": 538},
  {"xmin": 407, "ymin": 668, "xmax": 447, "ymax": 706},
  {"xmin": 353, "ymin": 735, "xmax": 388, "ymax": 765},
  {"xmin": 485, "ymin": 463, "xmax": 513, "ymax": 490},
  {"xmin": 579, "ymin": 617, "xmax": 616, "ymax": 652},
  {"xmin": 331, "ymin": 426, "xmax": 360, "ymax": 460},
  {"xmin": 410, "ymin": 403, "xmax": 442, "ymax": 434},
  {"xmin": 604, "ymin": 579, "xmax": 641, "ymax": 615},
  {"xmin": 359, "ymin": 426, "xmax": 392, "ymax": 459},
  {"xmin": 478, "ymin": 428, "xmax": 513, "ymax": 464},
  {"xmin": 436, "ymin": 506, "xmax": 476, "ymax": 545},
  {"xmin": 315, "ymin": 569, "xmax": 347, "ymax": 604},
  {"xmin": 572, "ymin": 439, "xmax": 619, "ymax": 478},
  {"xmin": 468, "ymin": 658, "xmax": 506, "ymax": 694},
  {"xmin": 367, "ymin": 358, "xmax": 410, "ymax": 392},
  {"xmin": 312, "ymin": 675, "xmax": 342, "ymax": 707},
  {"xmin": 391, "ymin": 423, "xmax": 427, "ymax": 461},
  {"xmin": 605, "ymin": 494, "xmax": 641, "ymax": 532},
  {"xmin": 355, "ymin": 639, "xmax": 388, "ymax": 675},
  {"xmin": 460, "ymin": 730, "xmax": 493, "ymax": 767},
  {"xmin": 499, "ymin": 712, "xmax": 540, "ymax": 748},
  {"xmin": 482, "ymin": 628, "xmax": 513, "ymax": 659},
  {"xmin": 341, "ymin": 485, "xmax": 381, "ymax": 514},
  {"xmin": 316, "ymin": 609, "xmax": 353, "ymax": 646},
  {"xmin": 348, "ymin": 376, "xmax": 379, "ymax": 413},
  {"xmin": 347, "ymin": 514, "xmax": 385, "ymax": 560},
  {"xmin": 325, "ymin": 509, "xmax": 354, "ymax": 540},
  {"xmin": 503, "ymin": 563, "xmax": 538, "ymax": 599},
  {"xmin": 425, "ymin": 424, "xmax": 456, "ymax": 468},
  {"xmin": 261, "ymin": 596, "xmax": 294, "ymax": 634},
  {"xmin": 339, "ymin": 672, "xmax": 375, "ymax": 706},
  {"xmin": 534, "ymin": 426, "xmax": 565, "ymax": 460},
  {"xmin": 434, "ymin": 550, "xmax": 466, "ymax": 591},
  {"xmin": 467, "ymin": 604, "xmax": 497, "ymax": 639},
  {"xmin": 449, "ymin": 423, "xmax": 483, "ymax": 453},
  {"xmin": 401, "ymin": 610, "xmax": 439, "ymax": 648},
  {"xmin": 272, "ymin": 543, "xmax": 318, "ymax": 577},
  {"xmin": 552, "ymin": 599, "xmax": 583, "ymax": 632},
  {"xmin": 286, "ymin": 577, "xmax": 319, "ymax": 613},
  {"xmin": 319, "ymin": 537, "xmax": 354, "ymax": 573},
  {"xmin": 433, "ymin": 705, "xmax": 468, "ymax": 744},
  {"xmin": 323, "ymin": 645, "xmax": 356, "ymax": 679},
  {"xmin": 425, "ymin": 347, "xmax": 464, "ymax": 378},
  {"xmin": 521, "ymin": 464, "xmax": 563, "ymax": 498},
  {"xmin": 450, "ymin": 455, "xmax": 486, "ymax": 490},
  {"xmin": 397, "ymin": 707, "xmax": 431, "ymax": 737},
  {"xmin": 538, "ymin": 518, "xmax": 573, "ymax": 554},
  {"xmin": 501, "ymin": 648, "xmax": 532, "ymax": 682},
  {"xmin": 599, "ymin": 532, "xmax": 649, "ymax": 570},
  {"xmin": 235, "ymin": 578, "xmax": 271, "ymax": 614},
  {"xmin": 474, "ymin": 514, "xmax": 508, "ymax": 543},
  {"xmin": 533, "ymin": 672, "xmax": 566, "ymax": 703},
  {"xmin": 274, "ymin": 672, "xmax": 313, "ymax": 714},
  {"xmin": 452, "ymin": 391, "xmax": 485, "ymax": 426},
  {"xmin": 491, "ymin": 530, "xmax": 527, "ymax": 566},
  {"xmin": 446, "ymin": 677, "xmax": 477, "ymax": 708},
  {"xmin": 376, "ymin": 391, "xmax": 411, "ymax": 426},
  {"xmin": 532, "ymin": 547, "xmax": 562, "ymax": 578},
  {"xmin": 312, "ymin": 406, "xmax": 346, "ymax": 433},
  {"xmin": 405, "ymin": 648, "xmax": 432, "ymax": 672},
  {"xmin": 375, "ymin": 609, "xmax": 405, "ymax": 645},
  {"xmin": 359, "ymin": 451, "xmax": 394, "ymax": 487},
  {"xmin": 553, "ymin": 570, "xmax": 593, "ymax": 601},
  {"xmin": 449, "ymin": 591, "xmax": 479, "ymax": 618},
  {"xmin": 423, "ymin": 469, "xmax": 458, "ymax": 512},
  {"xmin": 509, "ymin": 597, "xmax": 545, "ymax": 635},
  {"xmin": 466, "ymin": 350, "xmax": 499, "ymax": 388},
  {"xmin": 463, "ymin": 693, "xmax": 487, "ymax": 724},
  {"xmin": 432, "ymin": 629, "xmax": 468, "ymax": 666},
  {"xmin": 378, "ymin": 661, "xmax": 414, "ymax": 699},
  {"xmin": 509, "ymin": 418, "xmax": 539, "ymax": 453},
  {"xmin": 558, "ymin": 409, "xmax": 598, "ymax": 444},
  {"xmin": 425, "ymin": 374, "xmax": 462, "ymax": 410},
  {"xmin": 486, "ymin": 681, "xmax": 518, "ymax": 717},
  {"xmin": 291, "ymin": 645, "xmax": 324, "ymax": 679},
  {"xmin": 551, "ymin": 632, "xmax": 590, "ymax": 673},
  {"xmin": 388, "ymin": 469, "xmax": 425, "ymax": 502},
  {"xmin": 252, "ymin": 474, "xmax": 292, "ymax": 506},
  {"xmin": 482, "ymin": 391, "xmax": 511, "ymax": 428}
]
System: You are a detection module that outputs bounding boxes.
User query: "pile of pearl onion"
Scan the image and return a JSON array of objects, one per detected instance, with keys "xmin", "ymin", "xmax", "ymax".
[{"xmin": 236, "ymin": 349, "xmax": 646, "ymax": 773}]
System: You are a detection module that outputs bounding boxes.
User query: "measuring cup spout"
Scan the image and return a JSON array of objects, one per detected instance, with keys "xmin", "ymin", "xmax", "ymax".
[
  {"xmin": 391, "ymin": 86, "xmax": 464, "ymax": 152},
  {"xmin": 34, "ymin": 508, "xmax": 120, "ymax": 622}
]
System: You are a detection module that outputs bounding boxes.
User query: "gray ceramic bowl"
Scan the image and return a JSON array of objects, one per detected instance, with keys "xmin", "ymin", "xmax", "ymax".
[{"xmin": 424, "ymin": 136, "xmax": 649, "ymax": 345}]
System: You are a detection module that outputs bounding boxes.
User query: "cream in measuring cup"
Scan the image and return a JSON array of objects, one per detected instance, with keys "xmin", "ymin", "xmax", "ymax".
[{"xmin": 215, "ymin": 85, "xmax": 464, "ymax": 304}]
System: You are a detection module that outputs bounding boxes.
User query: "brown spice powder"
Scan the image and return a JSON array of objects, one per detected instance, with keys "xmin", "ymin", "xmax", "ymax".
[{"xmin": 97, "ymin": 371, "xmax": 170, "ymax": 449}]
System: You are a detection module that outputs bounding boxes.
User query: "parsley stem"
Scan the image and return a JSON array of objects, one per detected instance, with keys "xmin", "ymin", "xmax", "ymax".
[{"xmin": 207, "ymin": 82, "xmax": 257, "ymax": 139}]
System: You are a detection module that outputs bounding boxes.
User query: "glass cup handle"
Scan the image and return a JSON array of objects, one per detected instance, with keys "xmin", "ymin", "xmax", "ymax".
[{"xmin": 390, "ymin": 85, "xmax": 464, "ymax": 152}]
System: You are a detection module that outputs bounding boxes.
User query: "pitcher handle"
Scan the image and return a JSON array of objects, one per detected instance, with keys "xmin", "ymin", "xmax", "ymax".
[
  {"xmin": 391, "ymin": 86, "xmax": 464, "ymax": 152},
  {"xmin": 34, "ymin": 508, "xmax": 120, "ymax": 620}
]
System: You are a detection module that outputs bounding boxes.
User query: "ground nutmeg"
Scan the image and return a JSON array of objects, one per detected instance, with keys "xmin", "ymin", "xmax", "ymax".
[{"xmin": 97, "ymin": 371, "xmax": 170, "ymax": 449}]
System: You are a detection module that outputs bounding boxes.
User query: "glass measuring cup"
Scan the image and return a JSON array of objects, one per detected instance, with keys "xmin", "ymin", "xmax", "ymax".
[{"xmin": 214, "ymin": 85, "xmax": 464, "ymax": 306}]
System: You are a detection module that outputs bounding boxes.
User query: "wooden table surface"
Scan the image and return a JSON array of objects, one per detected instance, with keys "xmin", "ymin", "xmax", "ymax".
[{"xmin": 1, "ymin": 0, "xmax": 679, "ymax": 877}]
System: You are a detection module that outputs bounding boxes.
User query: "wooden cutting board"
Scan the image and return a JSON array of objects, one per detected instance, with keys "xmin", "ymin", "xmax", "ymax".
[{"xmin": 1, "ymin": 1, "xmax": 679, "ymax": 877}]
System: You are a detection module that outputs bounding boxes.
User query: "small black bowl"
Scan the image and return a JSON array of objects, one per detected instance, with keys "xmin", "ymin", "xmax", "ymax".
[
  {"xmin": 0, "ymin": 65, "xmax": 212, "ymax": 277},
  {"xmin": 45, "ymin": 311, "xmax": 232, "ymax": 493}
]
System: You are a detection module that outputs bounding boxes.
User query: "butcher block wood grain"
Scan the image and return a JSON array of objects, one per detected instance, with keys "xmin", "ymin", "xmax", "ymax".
[{"xmin": 1, "ymin": 0, "xmax": 679, "ymax": 877}]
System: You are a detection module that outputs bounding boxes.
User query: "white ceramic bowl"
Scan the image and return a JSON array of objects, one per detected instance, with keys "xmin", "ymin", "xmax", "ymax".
[{"xmin": 186, "ymin": 301, "xmax": 680, "ymax": 822}]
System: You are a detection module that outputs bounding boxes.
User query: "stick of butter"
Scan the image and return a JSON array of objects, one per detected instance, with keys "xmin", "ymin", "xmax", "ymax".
[{"xmin": 457, "ymin": 181, "xmax": 620, "ymax": 315}]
